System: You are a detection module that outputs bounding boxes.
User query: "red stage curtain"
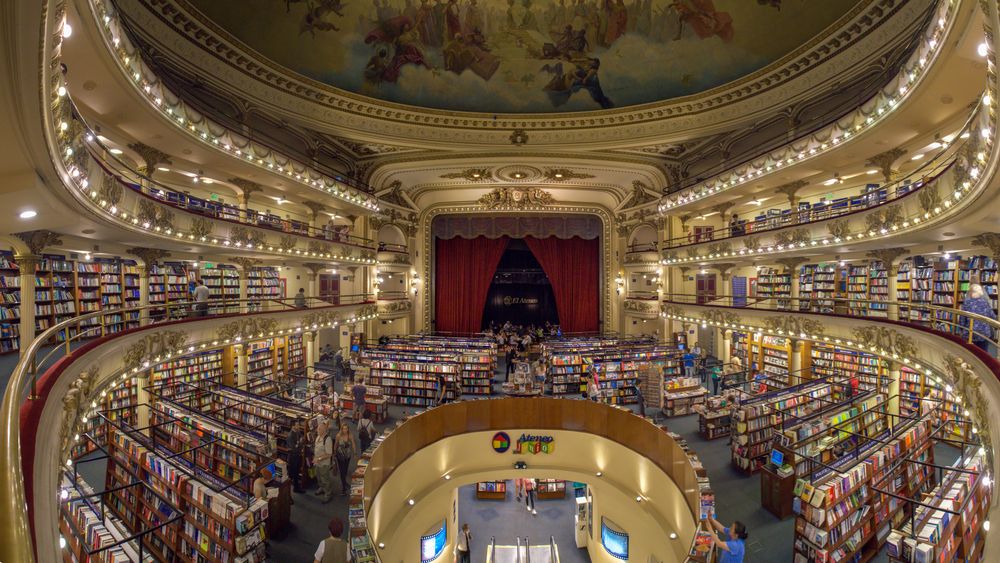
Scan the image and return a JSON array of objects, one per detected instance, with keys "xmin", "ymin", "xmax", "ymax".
[
  {"xmin": 435, "ymin": 236, "xmax": 510, "ymax": 333},
  {"xmin": 524, "ymin": 236, "xmax": 600, "ymax": 333}
]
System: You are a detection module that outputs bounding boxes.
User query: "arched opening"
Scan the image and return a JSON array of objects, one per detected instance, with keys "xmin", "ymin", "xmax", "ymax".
[
  {"xmin": 627, "ymin": 224, "xmax": 657, "ymax": 253},
  {"xmin": 377, "ymin": 224, "xmax": 407, "ymax": 253}
]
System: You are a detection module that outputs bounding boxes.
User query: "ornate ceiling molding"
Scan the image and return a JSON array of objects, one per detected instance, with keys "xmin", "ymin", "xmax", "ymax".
[
  {"xmin": 478, "ymin": 188, "xmax": 554, "ymax": 210},
  {"xmin": 124, "ymin": 0, "xmax": 912, "ymax": 143}
]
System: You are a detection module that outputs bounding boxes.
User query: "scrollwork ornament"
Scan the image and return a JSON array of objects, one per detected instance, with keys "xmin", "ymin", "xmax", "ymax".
[
  {"xmin": 918, "ymin": 185, "xmax": 942, "ymax": 213},
  {"xmin": 763, "ymin": 316, "xmax": 825, "ymax": 337},
  {"xmin": 851, "ymin": 326, "xmax": 917, "ymax": 359},
  {"xmin": 700, "ymin": 309, "xmax": 743, "ymax": 327},
  {"xmin": 378, "ymin": 300, "xmax": 413, "ymax": 315},
  {"xmin": 302, "ymin": 310, "xmax": 342, "ymax": 328},
  {"xmin": 828, "ymin": 219, "xmax": 851, "ymax": 240},
  {"xmin": 661, "ymin": 304, "xmax": 688, "ymax": 319},
  {"xmin": 971, "ymin": 233, "xmax": 1000, "ymax": 262},
  {"xmin": 216, "ymin": 318, "xmax": 279, "ymax": 341},
  {"xmin": 943, "ymin": 355, "xmax": 993, "ymax": 468},
  {"xmin": 864, "ymin": 204, "xmax": 904, "ymax": 233},
  {"xmin": 478, "ymin": 187, "xmax": 554, "ymax": 209},
  {"xmin": 123, "ymin": 331, "xmax": 190, "ymax": 370},
  {"xmin": 743, "ymin": 236, "xmax": 761, "ymax": 251},
  {"xmin": 279, "ymin": 235, "xmax": 298, "ymax": 252},
  {"xmin": 190, "ymin": 217, "xmax": 213, "ymax": 240},
  {"xmin": 60, "ymin": 365, "xmax": 99, "ymax": 462}
]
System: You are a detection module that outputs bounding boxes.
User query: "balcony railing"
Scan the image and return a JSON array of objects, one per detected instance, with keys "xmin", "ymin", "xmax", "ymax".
[
  {"xmin": 662, "ymin": 293, "xmax": 1000, "ymax": 354},
  {"xmin": 0, "ymin": 294, "xmax": 378, "ymax": 563}
]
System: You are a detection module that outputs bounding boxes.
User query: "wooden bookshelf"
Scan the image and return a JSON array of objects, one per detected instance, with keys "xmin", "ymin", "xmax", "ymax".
[
  {"xmin": 536, "ymin": 479, "xmax": 566, "ymax": 499},
  {"xmin": 757, "ymin": 267, "xmax": 792, "ymax": 310},
  {"xmin": 380, "ymin": 336, "xmax": 498, "ymax": 395},
  {"xmin": 105, "ymin": 424, "xmax": 270, "ymax": 562},
  {"xmin": 809, "ymin": 344, "xmax": 885, "ymax": 397},
  {"xmin": 476, "ymin": 480, "xmax": 507, "ymax": 500},
  {"xmin": 547, "ymin": 353, "xmax": 587, "ymax": 395},
  {"xmin": 364, "ymin": 351, "xmax": 460, "ymax": 406}
]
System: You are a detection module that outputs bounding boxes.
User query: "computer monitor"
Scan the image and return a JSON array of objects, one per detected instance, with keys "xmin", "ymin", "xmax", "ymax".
[{"xmin": 770, "ymin": 449, "xmax": 784, "ymax": 467}]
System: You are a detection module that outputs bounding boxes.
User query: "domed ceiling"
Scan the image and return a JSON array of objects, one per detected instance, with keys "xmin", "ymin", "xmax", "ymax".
[{"xmin": 185, "ymin": 0, "xmax": 863, "ymax": 114}]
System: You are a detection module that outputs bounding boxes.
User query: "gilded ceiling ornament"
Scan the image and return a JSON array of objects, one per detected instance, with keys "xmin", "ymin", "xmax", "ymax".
[
  {"xmin": 774, "ymin": 228, "xmax": 810, "ymax": 247},
  {"xmin": 279, "ymin": 235, "xmax": 298, "ymax": 252},
  {"xmin": 216, "ymin": 317, "xmax": 279, "ymax": 341},
  {"xmin": 387, "ymin": 254, "xmax": 412, "ymax": 265},
  {"xmin": 229, "ymin": 225, "xmax": 266, "ymax": 248},
  {"xmin": 865, "ymin": 248, "xmax": 909, "ymax": 267},
  {"xmin": 775, "ymin": 256, "xmax": 809, "ymax": 272},
  {"xmin": 743, "ymin": 236, "xmax": 761, "ymax": 251},
  {"xmin": 706, "ymin": 242, "xmax": 732, "ymax": 256},
  {"xmin": 623, "ymin": 181, "xmax": 659, "ymax": 208},
  {"xmin": 378, "ymin": 300, "xmax": 413, "ymax": 315},
  {"xmin": 440, "ymin": 168, "xmax": 492, "ymax": 182},
  {"xmin": 478, "ymin": 187, "xmax": 554, "ymax": 210},
  {"xmin": 302, "ymin": 310, "xmax": 342, "ymax": 328},
  {"xmin": 714, "ymin": 263, "xmax": 737, "ymax": 280},
  {"xmin": 864, "ymin": 147, "xmax": 906, "ymax": 183},
  {"xmin": 302, "ymin": 200, "xmax": 327, "ymax": 221},
  {"xmin": 661, "ymin": 304, "xmax": 687, "ymax": 318},
  {"xmin": 700, "ymin": 309, "xmax": 743, "ymax": 327},
  {"xmin": 123, "ymin": 331, "xmax": 190, "ymax": 370},
  {"xmin": 623, "ymin": 299, "xmax": 658, "ymax": 314},
  {"xmin": 851, "ymin": 326, "xmax": 917, "ymax": 359},
  {"xmin": 229, "ymin": 257, "xmax": 262, "ymax": 272},
  {"xmin": 228, "ymin": 177, "xmax": 265, "ymax": 205},
  {"xmin": 917, "ymin": 184, "xmax": 942, "ymax": 213},
  {"xmin": 127, "ymin": 247, "xmax": 171, "ymax": 267},
  {"xmin": 380, "ymin": 181, "xmax": 414, "ymax": 209},
  {"xmin": 711, "ymin": 202, "xmax": 735, "ymax": 217},
  {"xmin": 136, "ymin": 200, "xmax": 175, "ymax": 231},
  {"xmin": 309, "ymin": 241, "xmax": 333, "ymax": 255},
  {"xmin": 616, "ymin": 223, "xmax": 631, "ymax": 237},
  {"xmin": 333, "ymin": 137, "xmax": 412, "ymax": 157},
  {"xmin": 359, "ymin": 304, "xmax": 380, "ymax": 317},
  {"xmin": 542, "ymin": 168, "xmax": 595, "ymax": 182},
  {"xmin": 14, "ymin": 230, "xmax": 63, "ymax": 255},
  {"xmin": 685, "ymin": 247, "xmax": 701, "ymax": 260},
  {"xmin": 509, "ymin": 129, "xmax": 529, "ymax": 146},
  {"xmin": 943, "ymin": 354, "xmax": 993, "ymax": 467},
  {"xmin": 189, "ymin": 217, "xmax": 214, "ymax": 240},
  {"xmin": 303, "ymin": 263, "xmax": 327, "ymax": 277},
  {"xmin": 864, "ymin": 204, "xmax": 904, "ymax": 233},
  {"xmin": 827, "ymin": 219, "xmax": 851, "ymax": 240},
  {"xmin": 60, "ymin": 365, "xmax": 99, "ymax": 462},
  {"xmin": 774, "ymin": 180, "xmax": 809, "ymax": 206},
  {"xmin": 763, "ymin": 316, "xmax": 825, "ymax": 337},
  {"xmin": 127, "ymin": 142, "xmax": 173, "ymax": 177},
  {"xmin": 98, "ymin": 171, "xmax": 124, "ymax": 206},
  {"xmin": 972, "ymin": 232, "xmax": 1000, "ymax": 262}
]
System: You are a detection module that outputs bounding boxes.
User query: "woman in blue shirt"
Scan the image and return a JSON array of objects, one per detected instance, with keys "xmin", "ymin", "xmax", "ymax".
[{"xmin": 704, "ymin": 516, "xmax": 747, "ymax": 563}]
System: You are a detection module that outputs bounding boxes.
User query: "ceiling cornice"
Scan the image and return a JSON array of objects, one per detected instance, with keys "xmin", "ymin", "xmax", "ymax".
[{"xmin": 122, "ymin": 0, "xmax": 917, "ymax": 147}]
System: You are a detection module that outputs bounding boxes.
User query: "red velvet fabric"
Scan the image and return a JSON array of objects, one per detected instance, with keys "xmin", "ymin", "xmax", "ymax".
[
  {"xmin": 524, "ymin": 236, "xmax": 600, "ymax": 333},
  {"xmin": 434, "ymin": 236, "xmax": 510, "ymax": 333}
]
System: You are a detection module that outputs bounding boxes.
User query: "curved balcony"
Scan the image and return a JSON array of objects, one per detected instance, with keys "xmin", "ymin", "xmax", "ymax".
[
  {"xmin": 661, "ymin": 97, "xmax": 996, "ymax": 265},
  {"xmin": 49, "ymin": 94, "xmax": 379, "ymax": 265},
  {"xmin": 0, "ymin": 294, "xmax": 379, "ymax": 563},
  {"xmin": 362, "ymin": 398, "xmax": 703, "ymax": 562},
  {"xmin": 656, "ymin": 0, "xmax": 967, "ymax": 211},
  {"xmin": 74, "ymin": 0, "xmax": 379, "ymax": 212}
]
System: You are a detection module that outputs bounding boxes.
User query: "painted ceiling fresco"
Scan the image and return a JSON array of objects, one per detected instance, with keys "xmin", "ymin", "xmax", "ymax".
[{"xmin": 186, "ymin": 0, "xmax": 863, "ymax": 113}]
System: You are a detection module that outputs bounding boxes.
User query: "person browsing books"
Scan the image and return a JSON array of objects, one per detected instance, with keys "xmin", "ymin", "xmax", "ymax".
[
  {"xmin": 703, "ymin": 516, "xmax": 747, "ymax": 563},
  {"xmin": 313, "ymin": 517, "xmax": 352, "ymax": 563}
]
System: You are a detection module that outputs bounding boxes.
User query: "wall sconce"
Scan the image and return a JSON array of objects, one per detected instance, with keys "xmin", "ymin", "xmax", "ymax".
[{"xmin": 615, "ymin": 276, "xmax": 625, "ymax": 295}]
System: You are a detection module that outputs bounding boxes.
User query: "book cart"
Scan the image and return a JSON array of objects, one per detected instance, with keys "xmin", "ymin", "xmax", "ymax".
[{"xmin": 476, "ymin": 481, "xmax": 508, "ymax": 500}]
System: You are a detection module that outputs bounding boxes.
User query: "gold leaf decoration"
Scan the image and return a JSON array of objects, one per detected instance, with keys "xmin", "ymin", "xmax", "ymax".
[{"xmin": 478, "ymin": 187, "xmax": 554, "ymax": 209}]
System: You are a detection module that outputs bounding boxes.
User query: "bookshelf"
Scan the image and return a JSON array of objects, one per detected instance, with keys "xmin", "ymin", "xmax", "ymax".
[
  {"xmin": 476, "ymin": 481, "xmax": 507, "ymax": 500},
  {"xmin": 731, "ymin": 380, "xmax": 838, "ymax": 474},
  {"xmin": 71, "ymin": 377, "xmax": 138, "ymax": 458},
  {"xmin": 697, "ymin": 395, "xmax": 736, "ymax": 440},
  {"xmin": 105, "ymin": 424, "xmax": 270, "ymax": 562},
  {"xmin": 364, "ymin": 351, "xmax": 460, "ymax": 406},
  {"xmin": 663, "ymin": 377, "xmax": 708, "ymax": 417},
  {"xmin": 885, "ymin": 451, "xmax": 990, "ymax": 562},
  {"xmin": 778, "ymin": 394, "xmax": 887, "ymax": 478},
  {"xmin": 548, "ymin": 353, "xmax": 587, "ymax": 395},
  {"xmin": 122, "ymin": 260, "xmax": 141, "ymax": 330},
  {"xmin": 247, "ymin": 339, "xmax": 280, "ymax": 396},
  {"xmin": 0, "ymin": 252, "xmax": 18, "ymax": 353},
  {"xmin": 897, "ymin": 260, "xmax": 912, "ymax": 320},
  {"xmin": 757, "ymin": 267, "xmax": 792, "ymax": 310},
  {"xmin": 791, "ymin": 419, "xmax": 933, "ymax": 563},
  {"xmin": 592, "ymin": 360, "xmax": 641, "ymax": 404},
  {"xmin": 847, "ymin": 263, "xmax": 870, "ymax": 317},
  {"xmin": 869, "ymin": 261, "xmax": 889, "ymax": 318},
  {"xmin": 150, "ymin": 350, "xmax": 226, "ymax": 404},
  {"xmin": 287, "ymin": 334, "xmax": 304, "ymax": 373},
  {"xmin": 809, "ymin": 344, "xmax": 885, "ymax": 397},
  {"xmin": 201, "ymin": 265, "xmax": 240, "ymax": 314},
  {"xmin": 536, "ymin": 479, "xmax": 566, "ymax": 499},
  {"xmin": 248, "ymin": 267, "xmax": 281, "ymax": 310},
  {"xmin": 381, "ymin": 336, "xmax": 498, "ymax": 395}
]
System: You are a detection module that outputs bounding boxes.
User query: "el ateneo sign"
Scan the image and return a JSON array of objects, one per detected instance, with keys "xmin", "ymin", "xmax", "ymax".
[
  {"xmin": 502, "ymin": 296, "xmax": 540, "ymax": 306},
  {"xmin": 492, "ymin": 431, "xmax": 554, "ymax": 454}
]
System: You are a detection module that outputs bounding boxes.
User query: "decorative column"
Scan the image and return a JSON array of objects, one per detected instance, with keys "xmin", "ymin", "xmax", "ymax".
[
  {"xmin": 718, "ymin": 328, "xmax": 732, "ymax": 364},
  {"xmin": 14, "ymin": 230, "xmax": 63, "ymax": 354},
  {"xmin": 866, "ymin": 248, "xmax": 910, "ymax": 321},
  {"xmin": 790, "ymin": 339, "xmax": 803, "ymax": 386},
  {"xmin": 228, "ymin": 177, "xmax": 264, "ymax": 223},
  {"xmin": 135, "ymin": 369, "xmax": 151, "ymax": 435},
  {"xmin": 711, "ymin": 202, "xmax": 735, "ymax": 228},
  {"xmin": 774, "ymin": 180, "xmax": 809, "ymax": 210},
  {"xmin": 234, "ymin": 344, "xmax": 248, "ymax": 388},
  {"xmin": 887, "ymin": 360, "xmax": 902, "ymax": 429},
  {"xmin": 128, "ymin": 248, "xmax": 170, "ymax": 326},
  {"xmin": 303, "ymin": 201, "xmax": 327, "ymax": 231},
  {"xmin": 304, "ymin": 263, "xmax": 325, "ymax": 298},
  {"xmin": 304, "ymin": 331, "xmax": 316, "ymax": 378},
  {"xmin": 865, "ymin": 147, "xmax": 907, "ymax": 184},
  {"xmin": 14, "ymin": 254, "xmax": 39, "ymax": 355},
  {"xmin": 128, "ymin": 142, "xmax": 173, "ymax": 180},
  {"xmin": 231, "ymin": 257, "xmax": 260, "ymax": 313}
]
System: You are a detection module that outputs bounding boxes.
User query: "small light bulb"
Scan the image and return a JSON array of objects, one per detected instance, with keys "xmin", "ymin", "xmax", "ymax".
[
  {"xmin": 408, "ymin": 498, "xmax": 415, "ymax": 506},
  {"xmin": 62, "ymin": 23, "xmax": 72, "ymax": 38}
]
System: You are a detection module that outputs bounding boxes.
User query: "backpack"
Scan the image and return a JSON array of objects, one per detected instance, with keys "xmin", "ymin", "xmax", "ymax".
[{"xmin": 359, "ymin": 419, "xmax": 376, "ymax": 443}]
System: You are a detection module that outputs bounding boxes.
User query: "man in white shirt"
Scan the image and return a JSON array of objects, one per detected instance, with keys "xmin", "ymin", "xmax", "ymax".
[
  {"xmin": 192, "ymin": 280, "xmax": 211, "ymax": 317},
  {"xmin": 456, "ymin": 523, "xmax": 472, "ymax": 563},
  {"xmin": 313, "ymin": 420, "xmax": 335, "ymax": 503},
  {"xmin": 314, "ymin": 517, "xmax": 352, "ymax": 563}
]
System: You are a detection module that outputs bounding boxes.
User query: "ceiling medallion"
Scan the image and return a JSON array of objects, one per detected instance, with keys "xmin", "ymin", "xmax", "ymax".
[
  {"xmin": 440, "ymin": 167, "xmax": 493, "ymax": 182},
  {"xmin": 496, "ymin": 165, "xmax": 543, "ymax": 183},
  {"xmin": 478, "ymin": 187, "xmax": 554, "ymax": 210}
]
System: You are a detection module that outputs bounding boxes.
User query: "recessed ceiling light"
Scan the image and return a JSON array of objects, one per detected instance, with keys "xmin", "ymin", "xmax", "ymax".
[
  {"xmin": 157, "ymin": 167, "xmax": 170, "ymax": 172},
  {"xmin": 866, "ymin": 169, "xmax": 878, "ymax": 175},
  {"xmin": 979, "ymin": 42, "xmax": 989, "ymax": 57},
  {"xmin": 202, "ymin": 178, "xmax": 214, "ymax": 184},
  {"xmin": 911, "ymin": 154, "xmax": 924, "ymax": 160},
  {"xmin": 109, "ymin": 148, "xmax": 123, "ymax": 155},
  {"xmin": 19, "ymin": 210, "xmax": 37, "ymax": 219},
  {"xmin": 407, "ymin": 499, "xmax": 415, "ymax": 506}
]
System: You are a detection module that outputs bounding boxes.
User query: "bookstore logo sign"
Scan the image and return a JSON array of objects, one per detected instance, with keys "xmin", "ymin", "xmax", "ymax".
[{"xmin": 492, "ymin": 432, "xmax": 511, "ymax": 453}]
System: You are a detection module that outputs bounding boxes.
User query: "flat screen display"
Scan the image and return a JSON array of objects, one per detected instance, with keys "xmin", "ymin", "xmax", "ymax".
[
  {"xmin": 420, "ymin": 521, "xmax": 447, "ymax": 562},
  {"xmin": 770, "ymin": 449, "xmax": 784, "ymax": 467},
  {"xmin": 601, "ymin": 518, "xmax": 629, "ymax": 560}
]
